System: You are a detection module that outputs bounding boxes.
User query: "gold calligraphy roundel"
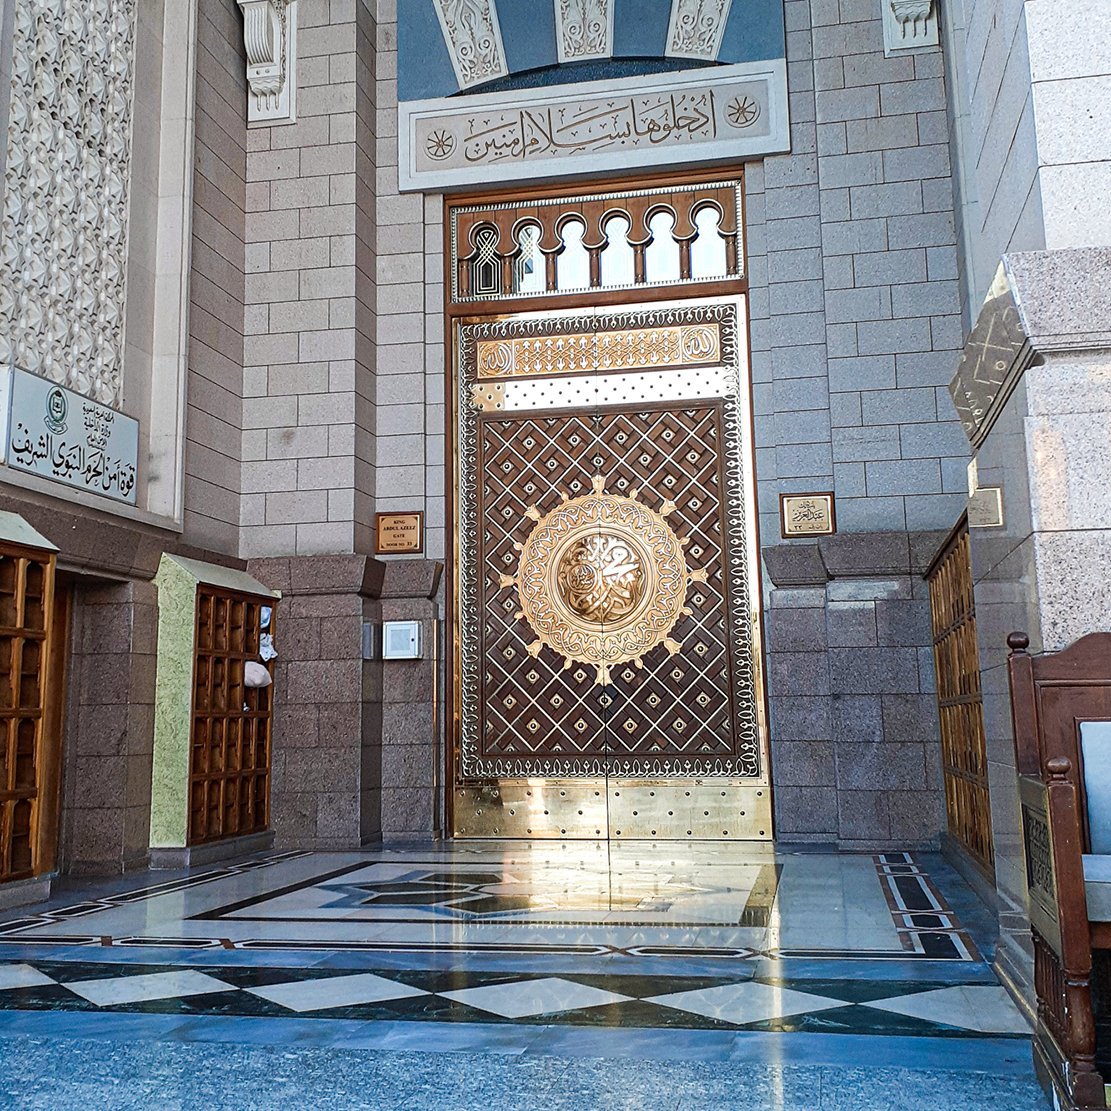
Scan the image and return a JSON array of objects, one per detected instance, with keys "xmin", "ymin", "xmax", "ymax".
[{"xmin": 501, "ymin": 476, "xmax": 707, "ymax": 685}]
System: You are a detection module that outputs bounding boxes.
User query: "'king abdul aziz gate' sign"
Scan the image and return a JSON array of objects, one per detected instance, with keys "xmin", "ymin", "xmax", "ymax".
[{"xmin": 396, "ymin": 0, "xmax": 790, "ymax": 192}]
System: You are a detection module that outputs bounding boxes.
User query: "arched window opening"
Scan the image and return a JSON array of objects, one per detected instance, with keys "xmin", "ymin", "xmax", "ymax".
[
  {"xmin": 555, "ymin": 217, "xmax": 591, "ymax": 291},
  {"xmin": 600, "ymin": 213, "xmax": 635, "ymax": 288},
  {"xmin": 513, "ymin": 224, "xmax": 546, "ymax": 294},
  {"xmin": 644, "ymin": 210, "xmax": 680, "ymax": 283},
  {"xmin": 690, "ymin": 206, "xmax": 728, "ymax": 280},
  {"xmin": 471, "ymin": 225, "xmax": 501, "ymax": 296}
]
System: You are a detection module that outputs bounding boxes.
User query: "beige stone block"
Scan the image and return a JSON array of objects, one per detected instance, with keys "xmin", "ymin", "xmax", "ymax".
[
  {"xmin": 328, "ymin": 488, "xmax": 355, "ymax": 520},
  {"xmin": 270, "ymin": 176, "xmax": 332, "ymax": 211},
  {"xmin": 377, "ymin": 313, "xmax": 423, "ymax": 345},
  {"xmin": 302, "ymin": 204, "xmax": 356, "ymax": 238},
  {"xmin": 298, "ymin": 23, "xmax": 356, "ymax": 60},
  {"xmin": 268, "ymin": 426, "xmax": 331, "ymax": 459},
  {"xmin": 244, "ymin": 395, "xmax": 298, "ymax": 429},
  {"xmin": 329, "ymin": 361, "xmax": 357, "ymax": 392},
  {"xmin": 301, "ymin": 265, "xmax": 356, "ymax": 300},
  {"xmin": 240, "ymin": 524, "xmax": 298, "ymax": 558},
  {"xmin": 305, "ymin": 143, "xmax": 357, "ymax": 176},
  {"xmin": 246, "ymin": 332, "xmax": 299, "ymax": 365},
  {"xmin": 244, "ymin": 304, "xmax": 270, "ymax": 336},
  {"xmin": 245, "ymin": 242, "xmax": 270, "ymax": 274},
  {"xmin": 247, "ymin": 148, "xmax": 301, "ymax": 182},
  {"xmin": 330, "ymin": 174, "xmax": 356, "ymax": 205},
  {"xmin": 378, "ymin": 193, "xmax": 421, "ymax": 227},
  {"xmin": 330, "ymin": 114, "xmax": 357, "ymax": 145},
  {"xmin": 270, "ymin": 114, "xmax": 332, "ymax": 151},
  {"xmin": 296, "ymin": 521, "xmax": 354, "ymax": 554},
  {"xmin": 271, "ymin": 237, "xmax": 332, "ymax": 272},
  {"xmin": 242, "ymin": 429, "xmax": 268, "ymax": 461},
  {"xmin": 330, "ymin": 297, "xmax": 356, "ymax": 328},
  {"xmin": 246, "ymin": 181, "xmax": 271, "ymax": 213},
  {"xmin": 331, "ymin": 234, "xmax": 357, "ymax": 266},
  {"xmin": 244, "ymin": 366, "xmax": 269, "ymax": 398},
  {"xmin": 329, "ymin": 424, "xmax": 356, "ymax": 457},
  {"xmin": 246, "ymin": 270, "xmax": 300, "ymax": 304},
  {"xmin": 247, "ymin": 209, "xmax": 300, "ymax": 245},
  {"xmin": 297, "ymin": 54, "xmax": 331, "ymax": 89},
  {"xmin": 299, "ymin": 328, "xmax": 356, "ymax": 361},
  {"xmin": 269, "ymin": 360, "xmax": 330, "ymax": 396},
  {"xmin": 240, "ymin": 493, "xmax": 266, "ymax": 526},
  {"xmin": 269, "ymin": 299, "xmax": 331, "ymax": 333},
  {"xmin": 299, "ymin": 456, "xmax": 354, "ymax": 490},
  {"xmin": 267, "ymin": 489, "xmax": 329, "ymax": 524},
  {"xmin": 300, "ymin": 391, "xmax": 355, "ymax": 426},
  {"xmin": 243, "ymin": 459, "xmax": 298, "ymax": 494}
]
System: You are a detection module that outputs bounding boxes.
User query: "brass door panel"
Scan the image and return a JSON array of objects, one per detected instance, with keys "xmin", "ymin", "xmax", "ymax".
[{"xmin": 452, "ymin": 297, "xmax": 770, "ymax": 839}]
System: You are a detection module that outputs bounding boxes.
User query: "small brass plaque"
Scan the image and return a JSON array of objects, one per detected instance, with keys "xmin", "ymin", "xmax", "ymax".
[
  {"xmin": 375, "ymin": 511, "xmax": 424, "ymax": 554},
  {"xmin": 780, "ymin": 493, "xmax": 836, "ymax": 538}
]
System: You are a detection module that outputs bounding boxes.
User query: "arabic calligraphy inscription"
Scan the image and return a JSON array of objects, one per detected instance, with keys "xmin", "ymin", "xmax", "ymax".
[
  {"xmin": 780, "ymin": 493, "xmax": 836, "ymax": 538},
  {"xmin": 3, "ymin": 368, "xmax": 139, "ymax": 504}
]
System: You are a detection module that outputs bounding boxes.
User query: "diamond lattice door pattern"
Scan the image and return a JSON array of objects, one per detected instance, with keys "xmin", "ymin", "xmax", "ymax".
[{"xmin": 452, "ymin": 298, "xmax": 770, "ymax": 840}]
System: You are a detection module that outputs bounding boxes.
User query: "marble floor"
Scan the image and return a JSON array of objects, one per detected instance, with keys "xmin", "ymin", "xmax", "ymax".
[{"xmin": 0, "ymin": 842, "xmax": 1048, "ymax": 1109}]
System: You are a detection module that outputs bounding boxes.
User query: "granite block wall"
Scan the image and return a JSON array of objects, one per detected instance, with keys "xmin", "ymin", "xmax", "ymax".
[
  {"xmin": 62, "ymin": 581, "xmax": 159, "ymax": 874},
  {"xmin": 764, "ymin": 533, "xmax": 946, "ymax": 847},
  {"xmin": 248, "ymin": 553, "xmax": 442, "ymax": 848}
]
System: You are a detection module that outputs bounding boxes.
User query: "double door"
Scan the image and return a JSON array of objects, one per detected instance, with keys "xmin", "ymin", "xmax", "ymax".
[{"xmin": 451, "ymin": 297, "xmax": 771, "ymax": 839}]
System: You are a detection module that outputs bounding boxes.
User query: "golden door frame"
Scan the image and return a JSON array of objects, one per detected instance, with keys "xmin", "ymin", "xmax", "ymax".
[{"xmin": 443, "ymin": 172, "xmax": 772, "ymax": 841}]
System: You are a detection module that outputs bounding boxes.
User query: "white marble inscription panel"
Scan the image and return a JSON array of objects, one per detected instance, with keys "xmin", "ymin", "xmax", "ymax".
[
  {"xmin": 399, "ymin": 61, "xmax": 789, "ymax": 192},
  {"xmin": 3, "ymin": 367, "xmax": 139, "ymax": 505}
]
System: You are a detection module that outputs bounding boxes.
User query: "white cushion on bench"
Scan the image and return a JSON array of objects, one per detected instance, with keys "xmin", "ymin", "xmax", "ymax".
[
  {"xmin": 1083, "ymin": 854, "xmax": 1111, "ymax": 922},
  {"xmin": 1081, "ymin": 721, "xmax": 1111, "ymax": 854}
]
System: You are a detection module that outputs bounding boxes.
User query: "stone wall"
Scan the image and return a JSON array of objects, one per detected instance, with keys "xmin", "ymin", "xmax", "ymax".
[
  {"xmin": 186, "ymin": 0, "xmax": 250, "ymax": 553},
  {"xmin": 962, "ymin": 247, "xmax": 1111, "ymax": 1004},
  {"xmin": 764, "ymin": 532, "xmax": 946, "ymax": 847},
  {"xmin": 248, "ymin": 553, "xmax": 442, "ymax": 849},
  {"xmin": 240, "ymin": 0, "xmax": 378, "ymax": 559},
  {"xmin": 752, "ymin": 0, "xmax": 968, "ymax": 539},
  {"xmin": 61, "ymin": 580, "xmax": 159, "ymax": 874}
]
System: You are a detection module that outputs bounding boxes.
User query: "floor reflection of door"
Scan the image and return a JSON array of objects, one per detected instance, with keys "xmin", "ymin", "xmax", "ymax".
[{"xmin": 452, "ymin": 297, "xmax": 771, "ymax": 839}]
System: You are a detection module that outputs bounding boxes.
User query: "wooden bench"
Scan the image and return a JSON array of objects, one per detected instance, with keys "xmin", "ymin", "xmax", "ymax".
[{"xmin": 1009, "ymin": 631, "xmax": 1111, "ymax": 1110}]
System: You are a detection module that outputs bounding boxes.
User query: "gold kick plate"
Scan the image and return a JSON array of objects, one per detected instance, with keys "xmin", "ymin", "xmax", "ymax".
[{"xmin": 454, "ymin": 780, "xmax": 773, "ymax": 840}]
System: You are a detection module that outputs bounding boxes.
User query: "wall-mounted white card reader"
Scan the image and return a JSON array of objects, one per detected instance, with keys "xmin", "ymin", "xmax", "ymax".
[{"xmin": 382, "ymin": 620, "xmax": 423, "ymax": 660}]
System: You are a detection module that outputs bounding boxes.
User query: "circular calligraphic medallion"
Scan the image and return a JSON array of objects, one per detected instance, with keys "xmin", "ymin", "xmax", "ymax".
[{"xmin": 499, "ymin": 476, "xmax": 707, "ymax": 685}]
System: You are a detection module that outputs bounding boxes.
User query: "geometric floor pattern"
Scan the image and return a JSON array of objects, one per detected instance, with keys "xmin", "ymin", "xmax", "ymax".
[
  {"xmin": 0, "ymin": 842, "xmax": 1049, "ymax": 1109},
  {"xmin": 0, "ymin": 958, "xmax": 1030, "ymax": 1035}
]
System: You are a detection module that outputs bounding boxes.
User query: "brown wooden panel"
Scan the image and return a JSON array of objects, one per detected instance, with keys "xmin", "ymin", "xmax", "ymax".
[
  {"xmin": 0, "ymin": 544, "xmax": 56, "ymax": 884},
  {"xmin": 187, "ymin": 587, "xmax": 273, "ymax": 846},
  {"xmin": 927, "ymin": 519, "xmax": 994, "ymax": 876}
]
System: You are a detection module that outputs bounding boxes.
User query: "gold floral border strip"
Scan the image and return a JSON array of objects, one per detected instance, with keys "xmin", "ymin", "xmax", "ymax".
[{"xmin": 476, "ymin": 323, "xmax": 721, "ymax": 379}]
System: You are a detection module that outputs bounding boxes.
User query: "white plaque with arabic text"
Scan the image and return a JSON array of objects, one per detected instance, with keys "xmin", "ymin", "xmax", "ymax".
[
  {"xmin": 398, "ymin": 60, "xmax": 789, "ymax": 192},
  {"xmin": 4, "ymin": 367, "xmax": 139, "ymax": 504}
]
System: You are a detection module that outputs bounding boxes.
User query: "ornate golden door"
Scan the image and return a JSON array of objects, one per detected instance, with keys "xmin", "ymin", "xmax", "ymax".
[{"xmin": 451, "ymin": 296, "xmax": 771, "ymax": 839}]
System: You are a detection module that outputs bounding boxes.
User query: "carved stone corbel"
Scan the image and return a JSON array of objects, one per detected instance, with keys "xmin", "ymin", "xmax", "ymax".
[
  {"xmin": 237, "ymin": 0, "xmax": 298, "ymax": 127},
  {"xmin": 881, "ymin": 0, "xmax": 939, "ymax": 54}
]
